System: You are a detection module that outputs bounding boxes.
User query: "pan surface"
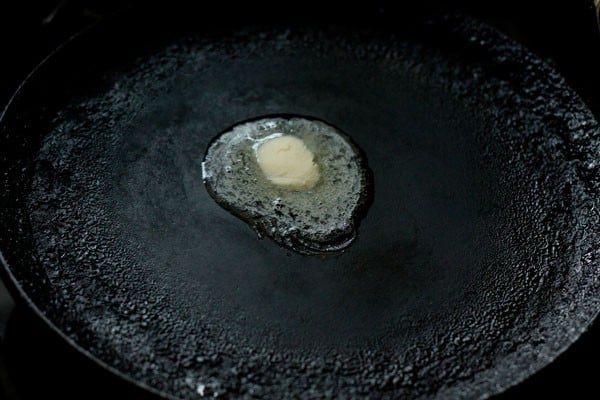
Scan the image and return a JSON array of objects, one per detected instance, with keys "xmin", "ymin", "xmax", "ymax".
[{"xmin": 1, "ymin": 11, "xmax": 600, "ymax": 400}]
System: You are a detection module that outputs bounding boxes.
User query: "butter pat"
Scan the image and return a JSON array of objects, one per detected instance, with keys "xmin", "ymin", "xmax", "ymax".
[{"xmin": 256, "ymin": 135, "xmax": 320, "ymax": 190}]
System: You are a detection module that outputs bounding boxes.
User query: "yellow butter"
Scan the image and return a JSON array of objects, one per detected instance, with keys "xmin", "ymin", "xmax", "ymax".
[{"xmin": 256, "ymin": 135, "xmax": 320, "ymax": 190}]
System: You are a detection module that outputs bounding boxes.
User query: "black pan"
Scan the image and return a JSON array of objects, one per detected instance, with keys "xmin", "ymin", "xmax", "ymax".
[{"xmin": 1, "ymin": 6, "xmax": 599, "ymax": 399}]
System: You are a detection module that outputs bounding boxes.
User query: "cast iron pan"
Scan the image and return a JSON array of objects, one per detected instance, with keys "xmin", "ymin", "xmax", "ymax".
[{"xmin": 1, "ymin": 6, "xmax": 600, "ymax": 399}]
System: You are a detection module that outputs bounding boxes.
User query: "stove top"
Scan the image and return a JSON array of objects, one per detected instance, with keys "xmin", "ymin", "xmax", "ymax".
[{"xmin": 0, "ymin": 1, "xmax": 599, "ymax": 399}]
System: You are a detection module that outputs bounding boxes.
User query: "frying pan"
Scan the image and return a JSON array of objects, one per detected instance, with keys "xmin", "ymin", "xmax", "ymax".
[{"xmin": 1, "ymin": 5, "xmax": 600, "ymax": 399}]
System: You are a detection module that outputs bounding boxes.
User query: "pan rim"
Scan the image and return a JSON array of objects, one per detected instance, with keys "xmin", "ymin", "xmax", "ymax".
[{"xmin": 0, "ymin": 21, "xmax": 176, "ymax": 400}]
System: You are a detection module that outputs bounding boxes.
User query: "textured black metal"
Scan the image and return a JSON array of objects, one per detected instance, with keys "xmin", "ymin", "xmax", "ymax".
[{"xmin": 0, "ymin": 11, "xmax": 599, "ymax": 400}]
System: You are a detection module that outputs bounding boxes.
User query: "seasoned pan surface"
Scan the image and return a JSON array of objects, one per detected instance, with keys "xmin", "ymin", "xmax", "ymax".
[{"xmin": 1, "ymin": 13, "xmax": 599, "ymax": 399}]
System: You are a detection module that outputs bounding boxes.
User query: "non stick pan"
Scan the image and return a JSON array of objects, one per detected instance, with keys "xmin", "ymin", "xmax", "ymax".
[{"xmin": 1, "ymin": 6, "xmax": 599, "ymax": 400}]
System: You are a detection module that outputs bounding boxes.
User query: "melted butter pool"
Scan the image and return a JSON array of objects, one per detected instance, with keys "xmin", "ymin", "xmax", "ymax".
[{"xmin": 202, "ymin": 116, "xmax": 372, "ymax": 254}]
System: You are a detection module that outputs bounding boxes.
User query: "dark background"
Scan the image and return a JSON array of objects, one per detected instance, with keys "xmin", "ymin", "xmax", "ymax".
[{"xmin": 0, "ymin": 1, "xmax": 598, "ymax": 399}]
